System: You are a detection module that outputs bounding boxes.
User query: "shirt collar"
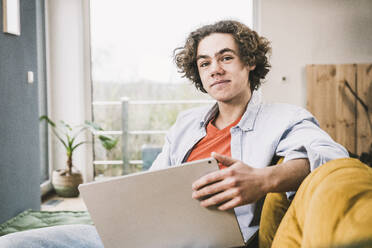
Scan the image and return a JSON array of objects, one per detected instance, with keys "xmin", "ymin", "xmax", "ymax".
[{"xmin": 199, "ymin": 90, "xmax": 262, "ymax": 132}]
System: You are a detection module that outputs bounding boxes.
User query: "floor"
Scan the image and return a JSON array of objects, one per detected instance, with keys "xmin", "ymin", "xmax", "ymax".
[{"xmin": 41, "ymin": 194, "xmax": 87, "ymax": 211}]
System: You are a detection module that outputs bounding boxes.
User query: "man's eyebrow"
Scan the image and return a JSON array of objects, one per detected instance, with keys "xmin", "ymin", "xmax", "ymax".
[
  {"xmin": 196, "ymin": 48, "xmax": 237, "ymax": 61},
  {"xmin": 196, "ymin": 55, "xmax": 209, "ymax": 61},
  {"xmin": 216, "ymin": 48, "xmax": 237, "ymax": 56}
]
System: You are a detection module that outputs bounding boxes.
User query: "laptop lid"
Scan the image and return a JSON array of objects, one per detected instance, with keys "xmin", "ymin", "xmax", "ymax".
[{"xmin": 79, "ymin": 158, "xmax": 245, "ymax": 248}]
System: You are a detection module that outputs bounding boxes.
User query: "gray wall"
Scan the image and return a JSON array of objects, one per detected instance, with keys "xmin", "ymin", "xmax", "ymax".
[{"xmin": 0, "ymin": 0, "xmax": 42, "ymax": 223}]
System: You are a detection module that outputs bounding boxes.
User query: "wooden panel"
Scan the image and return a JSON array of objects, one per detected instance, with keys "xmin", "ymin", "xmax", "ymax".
[
  {"xmin": 356, "ymin": 64, "xmax": 372, "ymax": 155},
  {"xmin": 306, "ymin": 64, "xmax": 357, "ymax": 153},
  {"xmin": 307, "ymin": 65, "xmax": 337, "ymax": 140}
]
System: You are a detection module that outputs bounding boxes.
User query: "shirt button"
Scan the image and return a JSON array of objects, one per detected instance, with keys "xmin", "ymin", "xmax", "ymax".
[{"xmin": 231, "ymin": 127, "xmax": 239, "ymax": 133}]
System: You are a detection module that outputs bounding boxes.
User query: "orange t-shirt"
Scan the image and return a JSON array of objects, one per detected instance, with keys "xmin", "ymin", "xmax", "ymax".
[{"xmin": 186, "ymin": 116, "xmax": 242, "ymax": 169}]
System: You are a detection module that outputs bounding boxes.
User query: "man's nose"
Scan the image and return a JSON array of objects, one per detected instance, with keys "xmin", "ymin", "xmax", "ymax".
[{"xmin": 210, "ymin": 61, "xmax": 224, "ymax": 77}]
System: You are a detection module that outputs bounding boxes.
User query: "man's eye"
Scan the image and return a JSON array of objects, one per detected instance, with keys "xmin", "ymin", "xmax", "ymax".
[
  {"xmin": 199, "ymin": 62, "xmax": 209, "ymax": 68},
  {"xmin": 222, "ymin": 56, "xmax": 233, "ymax": 62}
]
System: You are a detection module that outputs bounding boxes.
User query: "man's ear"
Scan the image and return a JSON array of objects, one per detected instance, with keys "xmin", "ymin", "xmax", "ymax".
[{"xmin": 247, "ymin": 65, "xmax": 256, "ymax": 71}]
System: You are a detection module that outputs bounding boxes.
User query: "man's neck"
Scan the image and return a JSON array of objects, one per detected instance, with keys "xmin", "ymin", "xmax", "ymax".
[{"xmin": 214, "ymin": 96, "xmax": 251, "ymax": 130}]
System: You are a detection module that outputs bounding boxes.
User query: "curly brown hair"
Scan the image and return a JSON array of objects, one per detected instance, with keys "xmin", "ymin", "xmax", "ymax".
[{"xmin": 174, "ymin": 20, "xmax": 271, "ymax": 93}]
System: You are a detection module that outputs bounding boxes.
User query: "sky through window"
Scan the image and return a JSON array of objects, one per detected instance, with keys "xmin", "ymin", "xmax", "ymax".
[{"xmin": 90, "ymin": 0, "xmax": 253, "ymax": 84}]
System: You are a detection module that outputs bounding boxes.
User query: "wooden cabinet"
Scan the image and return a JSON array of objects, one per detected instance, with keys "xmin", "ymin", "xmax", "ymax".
[{"xmin": 306, "ymin": 64, "xmax": 372, "ymax": 155}]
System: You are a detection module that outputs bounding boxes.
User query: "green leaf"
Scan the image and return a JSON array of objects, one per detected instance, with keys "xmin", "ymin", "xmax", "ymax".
[
  {"xmin": 41, "ymin": 118, "xmax": 65, "ymax": 148},
  {"xmin": 71, "ymin": 141, "xmax": 86, "ymax": 152},
  {"xmin": 66, "ymin": 134, "xmax": 74, "ymax": 148},
  {"xmin": 72, "ymin": 126, "xmax": 88, "ymax": 141},
  {"xmin": 54, "ymin": 130, "xmax": 68, "ymax": 149},
  {"xmin": 84, "ymin": 121, "xmax": 118, "ymax": 151},
  {"xmin": 60, "ymin": 120, "xmax": 73, "ymax": 131},
  {"xmin": 40, "ymin": 115, "xmax": 71, "ymax": 149},
  {"xmin": 98, "ymin": 135, "xmax": 119, "ymax": 151},
  {"xmin": 39, "ymin": 115, "xmax": 56, "ymax": 128},
  {"xmin": 85, "ymin": 121, "xmax": 104, "ymax": 131}
]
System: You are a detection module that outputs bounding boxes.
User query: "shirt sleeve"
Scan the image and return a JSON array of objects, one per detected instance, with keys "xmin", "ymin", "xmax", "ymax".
[
  {"xmin": 275, "ymin": 108, "xmax": 349, "ymax": 199},
  {"xmin": 275, "ymin": 108, "xmax": 349, "ymax": 172}
]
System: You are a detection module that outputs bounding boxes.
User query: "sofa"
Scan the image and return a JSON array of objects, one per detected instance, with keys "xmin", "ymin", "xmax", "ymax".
[{"xmin": 259, "ymin": 158, "xmax": 372, "ymax": 248}]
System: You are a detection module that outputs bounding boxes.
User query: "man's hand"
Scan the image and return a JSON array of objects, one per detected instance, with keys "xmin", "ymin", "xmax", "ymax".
[
  {"xmin": 192, "ymin": 153, "xmax": 310, "ymax": 211},
  {"xmin": 192, "ymin": 152, "xmax": 269, "ymax": 211}
]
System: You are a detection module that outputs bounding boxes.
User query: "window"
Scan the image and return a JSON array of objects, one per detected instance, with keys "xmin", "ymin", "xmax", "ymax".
[{"xmin": 90, "ymin": 0, "xmax": 253, "ymax": 179}]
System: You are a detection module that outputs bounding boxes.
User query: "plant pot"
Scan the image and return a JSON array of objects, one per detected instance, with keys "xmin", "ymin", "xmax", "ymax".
[{"xmin": 52, "ymin": 169, "xmax": 83, "ymax": 197}]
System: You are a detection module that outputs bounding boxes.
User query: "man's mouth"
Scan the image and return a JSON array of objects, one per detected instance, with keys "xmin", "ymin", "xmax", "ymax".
[{"xmin": 211, "ymin": 80, "xmax": 230, "ymax": 87}]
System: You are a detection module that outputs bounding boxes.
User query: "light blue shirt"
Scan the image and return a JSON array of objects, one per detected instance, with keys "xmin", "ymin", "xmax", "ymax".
[{"xmin": 150, "ymin": 92, "xmax": 349, "ymax": 242}]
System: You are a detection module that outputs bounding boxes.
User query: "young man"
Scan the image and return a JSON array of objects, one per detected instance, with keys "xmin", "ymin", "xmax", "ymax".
[
  {"xmin": 150, "ymin": 20, "xmax": 348, "ymax": 243},
  {"xmin": 0, "ymin": 20, "xmax": 348, "ymax": 247}
]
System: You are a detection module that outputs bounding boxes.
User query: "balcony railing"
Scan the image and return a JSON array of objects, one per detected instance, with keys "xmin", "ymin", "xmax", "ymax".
[{"xmin": 92, "ymin": 98, "xmax": 215, "ymax": 174}]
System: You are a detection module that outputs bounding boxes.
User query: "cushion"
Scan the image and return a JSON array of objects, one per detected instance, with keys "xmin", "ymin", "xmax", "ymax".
[
  {"xmin": 259, "ymin": 192, "xmax": 290, "ymax": 248},
  {"xmin": 259, "ymin": 157, "xmax": 290, "ymax": 248},
  {"xmin": 0, "ymin": 210, "xmax": 93, "ymax": 236},
  {"xmin": 272, "ymin": 158, "xmax": 372, "ymax": 248}
]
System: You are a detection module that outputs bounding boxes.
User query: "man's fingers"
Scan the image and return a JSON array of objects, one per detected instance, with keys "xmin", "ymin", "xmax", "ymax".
[
  {"xmin": 192, "ymin": 154, "xmax": 239, "ymax": 191},
  {"xmin": 211, "ymin": 152, "xmax": 237, "ymax": 167},
  {"xmin": 192, "ymin": 176, "xmax": 235, "ymax": 199},
  {"xmin": 192, "ymin": 169, "xmax": 229, "ymax": 190},
  {"xmin": 217, "ymin": 197, "xmax": 242, "ymax": 211},
  {"xmin": 199, "ymin": 188, "xmax": 239, "ymax": 208}
]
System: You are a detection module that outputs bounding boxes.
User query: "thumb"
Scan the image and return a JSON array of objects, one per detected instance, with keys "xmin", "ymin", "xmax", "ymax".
[{"xmin": 211, "ymin": 152, "xmax": 237, "ymax": 167}]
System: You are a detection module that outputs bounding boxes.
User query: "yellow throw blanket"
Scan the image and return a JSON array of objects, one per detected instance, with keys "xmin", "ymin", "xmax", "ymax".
[{"xmin": 261, "ymin": 158, "xmax": 372, "ymax": 248}]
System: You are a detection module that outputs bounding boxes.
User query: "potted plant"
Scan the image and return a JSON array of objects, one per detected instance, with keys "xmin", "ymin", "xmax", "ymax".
[{"xmin": 40, "ymin": 116, "xmax": 118, "ymax": 197}]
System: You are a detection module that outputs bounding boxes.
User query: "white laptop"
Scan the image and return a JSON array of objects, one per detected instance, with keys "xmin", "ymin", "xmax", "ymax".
[{"xmin": 79, "ymin": 158, "xmax": 246, "ymax": 248}]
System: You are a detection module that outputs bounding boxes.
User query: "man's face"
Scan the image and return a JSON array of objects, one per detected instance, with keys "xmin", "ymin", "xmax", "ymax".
[{"xmin": 196, "ymin": 33, "xmax": 254, "ymax": 104}]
